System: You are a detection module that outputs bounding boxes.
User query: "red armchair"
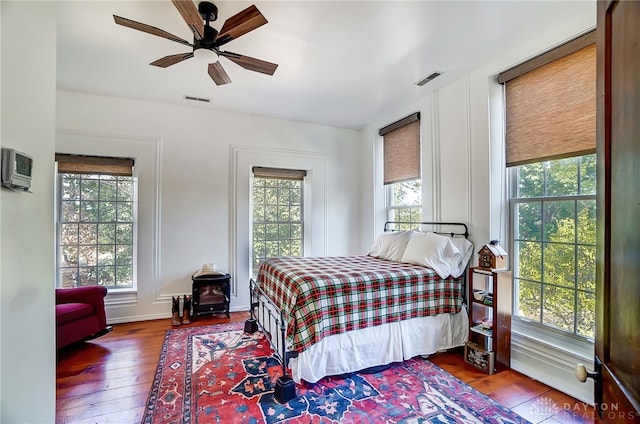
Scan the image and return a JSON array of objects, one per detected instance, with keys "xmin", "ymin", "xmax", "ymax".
[{"xmin": 55, "ymin": 285, "xmax": 112, "ymax": 350}]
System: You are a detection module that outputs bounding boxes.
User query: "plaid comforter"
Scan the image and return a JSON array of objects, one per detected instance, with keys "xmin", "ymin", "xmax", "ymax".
[{"xmin": 255, "ymin": 255, "xmax": 463, "ymax": 352}]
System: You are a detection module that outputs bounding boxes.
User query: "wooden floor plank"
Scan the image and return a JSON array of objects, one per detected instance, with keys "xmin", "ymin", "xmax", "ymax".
[{"xmin": 56, "ymin": 312, "xmax": 593, "ymax": 423}]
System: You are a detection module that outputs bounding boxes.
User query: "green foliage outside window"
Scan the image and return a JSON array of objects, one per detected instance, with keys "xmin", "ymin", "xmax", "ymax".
[
  {"xmin": 513, "ymin": 154, "xmax": 596, "ymax": 339},
  {"xmin": 252, "ymin": 177, "xmax": 303, "ymax": 275},
  {"xmin": 387, "ymin": 179, "xmax": 422, "ymax": 231},
  {"xmin": 57, "ymin": 174, "xmax": 135, "ymax": 289}
]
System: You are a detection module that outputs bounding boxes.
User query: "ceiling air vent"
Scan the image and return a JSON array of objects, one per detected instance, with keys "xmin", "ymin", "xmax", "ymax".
[
  {"xmin": 415, "ymin": 72, "xmax": 442, "ymax": 87},
  {"xmin": 184, "ymin": 95, "xmax": 211, "ymax": 103}
]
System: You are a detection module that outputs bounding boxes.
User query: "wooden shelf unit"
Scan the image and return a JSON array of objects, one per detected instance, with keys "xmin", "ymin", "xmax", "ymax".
[{"xmin": 466, "ymin": 267, "xmax": 512, "ymax": 373}]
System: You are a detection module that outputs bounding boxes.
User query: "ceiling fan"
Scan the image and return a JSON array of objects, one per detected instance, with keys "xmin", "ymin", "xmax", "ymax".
[{"xmin": 113, "ymin": 0, "xmax": 278, "ymax": 85}]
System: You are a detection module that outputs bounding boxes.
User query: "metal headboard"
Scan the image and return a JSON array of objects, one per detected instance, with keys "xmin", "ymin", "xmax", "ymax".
[{"xmin": 384, "ymin": 221, "xmax": 469, "ymax": 239}]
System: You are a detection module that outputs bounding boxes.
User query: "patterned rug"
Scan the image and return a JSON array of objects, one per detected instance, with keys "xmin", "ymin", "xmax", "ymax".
[{"xmin": 143, "ymin": 322, "xmax": 530, "ymax": 423}]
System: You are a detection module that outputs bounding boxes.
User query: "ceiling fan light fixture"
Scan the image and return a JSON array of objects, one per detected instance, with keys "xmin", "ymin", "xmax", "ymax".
[{"xmin": 193, "ymin": 47, "xmax": 219, "ymax": 63}]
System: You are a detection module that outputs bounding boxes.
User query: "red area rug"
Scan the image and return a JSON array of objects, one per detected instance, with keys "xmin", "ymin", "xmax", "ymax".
[{"xmin": 143, "ymin": 322, "xmax": 529, "ymax": 423}]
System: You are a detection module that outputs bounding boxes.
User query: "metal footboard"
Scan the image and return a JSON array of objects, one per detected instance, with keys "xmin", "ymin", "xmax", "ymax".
[{"xmin": 244, "ymin": 278, "xmax": 296, "ymax": 403}]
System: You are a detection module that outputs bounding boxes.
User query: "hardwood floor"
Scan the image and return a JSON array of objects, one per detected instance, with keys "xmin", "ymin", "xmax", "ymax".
[{"xmin": 56, "ymin": 312, "xmax": 595, "ymax": 423}]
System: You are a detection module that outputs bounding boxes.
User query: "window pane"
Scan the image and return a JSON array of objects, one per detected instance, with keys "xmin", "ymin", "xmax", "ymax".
[
  {"xmin": 115, "ymin": 265, "xmax": 133, "ymax": 286},
  {"xmin": 78, "ymin": 245, "xmax": 97, "ymax": 266},
  {"xmin": 62, "ymin": 201, "xmax": 80, "ymax": 222},
  {"xmin": 98, "ymin": 267, "xmax": 115, "ymax": 286},
  {"xmin": 579, "ymin": 154, "xmax": 596, "ymax": 195},
  {"xmin": 390, "ymin": 180, "xmax": 421, "ymax": 207},
  {"xmin": 291, "ymin": 224, "xmax": 302, "ymax": 239},
  {"xmin": 277, "ymin": 205, "xmax": 289, "ymax": 221},
  {"xmin": 61, "ymin": 246, "xmax": 78, "ymax": 267},
  {"xmin": 98, "ymin": 245, "xmax": 115, "ymax": 265},
  {"xmin": 266, "ymin": 241, "xmax": 278, "ymax": 257},
  {"xmin": 265, "ymin": 205, "xmax": 277, "ymax": 222},
  {"xmin": 577, "ymin": 200, "xmax": 596, "ymax": 244},
  {"xmin": 577, "ymin": 245, "xmax": 596, "ymax": 292},
  {"xmin": 543, "ymin": 242, "xmax": 575, "ymax": 288},
  {"xmin": 542, "ymin": 284, "xmax": 575, "ymax": 332},
  {"xmin": 118, "ymin": 179, "xmax": 133, "ymax": 201},
  {"xmin": 545, "ymin": 157, "xmax": 578, "ymax": 196},
  {"xmin": 80, "ymin": 201, "xmax": 99, "ymax": 222},
  {"xmin": 516, "ymin": 279, "xmax": 541, "ymax": 322},
  {"xmin": 265, "ymin": 224, "xmax": 278, "ymax": 240},
  {"xmin": 543, "ymin": 200, "xmax": 575, "ymax": 242},
  {"xmin": 98, "ymin": 223, "xmax": 116, "ymax": 244},
  {"xmin": 515, "ymin": 241, "xmax": 541, "ymax": 281},
  {"xmin": 78, "ymin": 224, "xmax": 97, "ymax": 245},
  {"xmin": 116, "ymin": 223, "xmax": 133, "ymax": 244},
  {"xmin": 81, "ymin": 179, "xmax": 100, "ymax": 201},
  {"xmin": 117, "ymin": 202, "xmax": 133, "ymax": 222},
  {"xmin": 577, "ymin": 290, "xmax": 595, "ymax": 339},
  {"xmin": 277, "ymin": 187, "xmax": 290, "ymax": 204},
  {"xmin": 515, "ymin": 202, "xmax": 541, "ymax": 240},
  {"xmin": 78, "ymin": 266, "xmax": 97, "ymax": 285},
  {"xmin": 290, "ymin": 206, "xmax": 301, "ymax": 221},
  {"xmin": 61, "ymin": 223, "xmax": 79, "ymax": 245},
  {"xmin": 59, "ymin": 268, "xmax": 77, "ymax": 288},
  {"xmin": 116, "ymin": 245, "xmax": 132, "ymax": 265},
  {"xmin": 517, "ymin": 162, "xmax": 544, "ymax": 198},
  {"xmin": 100, "ymin": 179, "xmax": 117, "ymax": 200},
  {"xmin": 99, "ymin": 202, "xmax": 117, "ymax": 222},
  {"xmin": 61, "ymin": 177, "xmax": 80, "ymax": 200}
]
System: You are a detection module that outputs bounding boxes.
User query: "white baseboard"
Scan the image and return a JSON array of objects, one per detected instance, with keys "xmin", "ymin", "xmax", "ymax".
[{"xmin": 511, "ymin": 330, "xmax": 594, "ymax": 405}]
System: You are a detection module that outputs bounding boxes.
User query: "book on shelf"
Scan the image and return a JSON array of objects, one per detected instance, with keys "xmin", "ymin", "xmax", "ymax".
[{"xmin": 470, "ymin": 324, "xmax": 493, "ymax": 337}]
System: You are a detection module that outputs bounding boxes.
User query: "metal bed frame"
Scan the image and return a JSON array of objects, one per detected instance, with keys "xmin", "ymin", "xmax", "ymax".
[{"xmin": 244, "ymin": 221, "xmax": 470, "ymax": 404}]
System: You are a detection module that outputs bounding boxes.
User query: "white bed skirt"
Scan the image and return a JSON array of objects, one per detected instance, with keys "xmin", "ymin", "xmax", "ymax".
[{"xmin": 288, "ymin": 305, "xmax": 469, "ymax": 383}]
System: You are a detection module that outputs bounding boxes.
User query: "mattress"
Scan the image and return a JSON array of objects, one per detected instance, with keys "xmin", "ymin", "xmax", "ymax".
[{"xmin": 255, "ymin": 255, "xmax": 464, "ymax": 352}]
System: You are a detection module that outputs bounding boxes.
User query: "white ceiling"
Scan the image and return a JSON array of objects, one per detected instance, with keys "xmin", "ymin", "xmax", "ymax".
[{"xmin": 56, "ymin": 1, "xmax": 594, "ymax": 129}]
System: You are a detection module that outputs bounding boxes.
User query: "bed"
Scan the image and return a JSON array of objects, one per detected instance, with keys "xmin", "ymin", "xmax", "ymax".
[{"xmin": 244, "ymin": 221, "xmax": 472, "ymax": 403}]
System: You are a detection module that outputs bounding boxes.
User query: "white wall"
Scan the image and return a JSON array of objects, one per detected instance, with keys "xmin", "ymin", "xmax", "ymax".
[
  {"xmin": 56, "ymin": 90, "xmax": 361, "ymax": 323},
  {"xmin": 358, "ymin": 5, "xmax": 597, "ymax": 405},
  {"xmin": 1, "ymin": 2, "xmax": 57, "ymax": 422}
]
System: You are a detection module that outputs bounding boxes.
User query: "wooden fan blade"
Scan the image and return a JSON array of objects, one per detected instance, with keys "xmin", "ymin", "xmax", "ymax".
[
  {"xmin": 114, "ymin": 15, "xmax": 193, "ymax": 47},
  {"xmin": 150, "ymin": 52, "xmax": 194, "ymax": 68},
  {"xmin": 220, "ymin": 51, "xmax": 278, "ymax": 75},
  {"xmin": 208, "ymin": 61, "xmax": 231, "ymax": 85},
  {"xmin": 215, "ymin": 5, "xmax": 267, "ymax": 46},
  {"xmin": 171, "ymin": 0, "xmax": 204, "ymax": 41}
]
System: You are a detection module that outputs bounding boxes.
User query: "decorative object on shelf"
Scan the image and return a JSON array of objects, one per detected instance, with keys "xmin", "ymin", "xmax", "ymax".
[{"xmin": 477, "ymin": 240, "xmax": 508, "ymax": 270}]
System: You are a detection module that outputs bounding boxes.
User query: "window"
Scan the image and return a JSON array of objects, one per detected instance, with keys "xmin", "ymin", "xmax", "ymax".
[
  {"xmin": 511, "ymin": 154, "xmax": 596, "ymax": 339},
  {"xmin": 499, "ymin": 31, "xmax": 596, "ymax": 341},
  {"xmin": 251, "ymin": 167, "xmax": 305, "ymax": 276},
  {"xmin": 56, "ymin": 155, "xmax": 136, "ymax": 290},
  {"xmin": 380, "ymin": 112, "xmax": 422, "ymax": 229},
  {"xmin": 387, "ymin": 180, "xmax": 422, "ymax": 230}
]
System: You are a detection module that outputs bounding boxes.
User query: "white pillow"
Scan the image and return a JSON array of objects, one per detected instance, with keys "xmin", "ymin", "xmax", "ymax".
[
  {"xmin": 368, "ymin": 231, "xmax": 413, "ymax": 262},
  {"xmin": 448, "ymin": 237, "xmax": 473, "ymax": 278},
  {"xmin": 400, "ymin": 232, "xmax": 461, "ymax": 278}
]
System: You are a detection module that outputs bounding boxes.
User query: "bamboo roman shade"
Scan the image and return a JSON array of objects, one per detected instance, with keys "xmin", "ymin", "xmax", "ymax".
[
  {"xmin": 252, "ymin": 167, "xmax": 307, "ymax": 180},
  {"xmin": 56, "ymin": 154, "xmax": 134, "ymax": 176},
  {"xmin": 379, "ymin": 112, "xmax": 421, "ymax": 185},
  {"xmin": 499, "ymin": 31, "xmax": 596, "ymax": 167}
]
